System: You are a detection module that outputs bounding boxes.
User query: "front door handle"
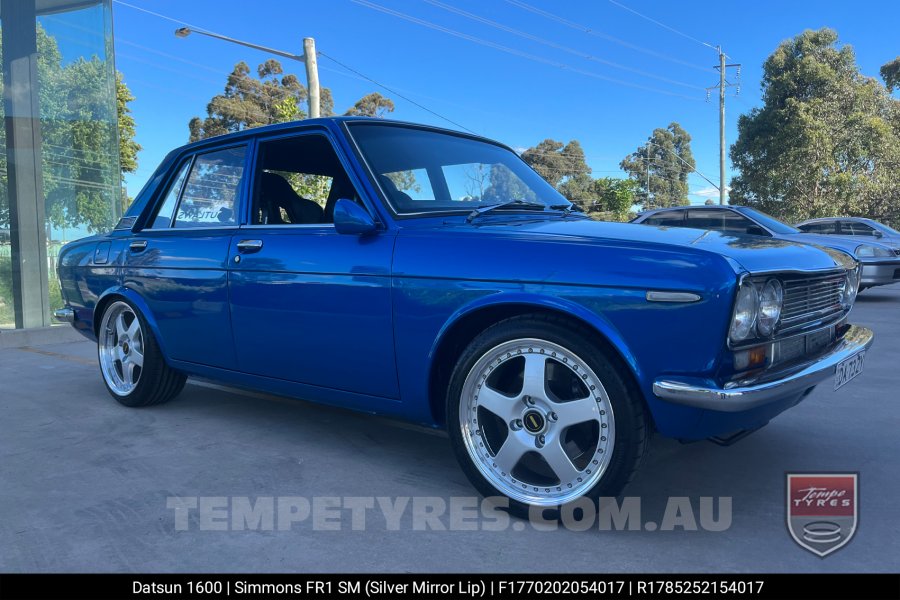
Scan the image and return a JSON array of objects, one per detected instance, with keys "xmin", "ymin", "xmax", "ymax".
[
  {"xmin": 129, "ymin": 240, "xmax": 148, "ymax": 252},
  {"xmin": 236, "ymin": 239, "xmax": 263, "ymax": 253}
]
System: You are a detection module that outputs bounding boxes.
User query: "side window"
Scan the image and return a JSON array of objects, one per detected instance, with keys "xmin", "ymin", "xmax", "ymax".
[
  {"xmin": 643, "ymin": 211, "xmax": 685, "ymax": 227},
  {"xmin": 802, "ymin": 222, "xmax": 837, "ymax": 234},
  {"xmin": 149, "ymin": 159, "xmax": 190, "ymax": 229},
  {"xmin": 843, "ymin": 221, "xmax": 875, "ymax": 236},
  {"xmin": 252, "ymin": 134, "xmax": 361, "ymax": 225},
  {"xmin": 175, "ymin": 146, "xmax": 246, "ymax": 228},
  {"xmin": 687, "ymin": 210, "xmax": 761, "ymax": 234}
]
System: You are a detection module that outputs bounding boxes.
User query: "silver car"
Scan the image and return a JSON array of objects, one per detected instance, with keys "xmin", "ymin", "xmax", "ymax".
[{"xmin": 632, "ymin": 205, "xmax": 900, "ymax": 290}]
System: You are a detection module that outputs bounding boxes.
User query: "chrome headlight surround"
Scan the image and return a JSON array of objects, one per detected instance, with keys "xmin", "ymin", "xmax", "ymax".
[
  {"xmin": 756, "ymin": 279, "xmax": 784, "ymax": 337},
  {"xmin": 843, "ymin": 265, "xmax": 860, "ymax": 308},
  {"xmin": 729, "ymin": 280, "xmax": 760, "ymax": 343}
]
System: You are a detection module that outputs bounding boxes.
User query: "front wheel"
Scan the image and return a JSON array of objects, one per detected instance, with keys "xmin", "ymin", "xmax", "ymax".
[
  {"xmin": 98, "ymin": 299, "xmax": 186, "ymax": 407},
  {"xmin": 447, "ymin": 315, "xmax": 650, "ymax": 518}
]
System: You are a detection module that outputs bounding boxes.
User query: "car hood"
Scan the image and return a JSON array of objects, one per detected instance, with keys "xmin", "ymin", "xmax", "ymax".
[
  {"xmin": 466, "ymin": 218, "xmax": 853, "ymax": 274},
  {"xmin": 777, "ymin": 232, "xmax": 895, "ymax": 255}
]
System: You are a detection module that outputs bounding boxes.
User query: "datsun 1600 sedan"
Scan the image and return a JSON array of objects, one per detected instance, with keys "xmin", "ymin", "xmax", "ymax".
[{"xmin": 55, "ymin": 118, "xmax": 874, "ymax": 515}]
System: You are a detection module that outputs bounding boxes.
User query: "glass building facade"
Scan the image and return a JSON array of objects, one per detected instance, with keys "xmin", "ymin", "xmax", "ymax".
[{"xmin": 1, "ymin": 0, "xmax": 120, "ymax": 329}]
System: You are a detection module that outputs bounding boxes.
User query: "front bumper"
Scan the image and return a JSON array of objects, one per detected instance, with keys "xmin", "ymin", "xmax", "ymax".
[
  {"xmin": 860, "ymin": 258, "xmax": 900, "ymax": 286},
  {"xmin": 653, "ymin": 324, "xmax": 874, "ymax": 412}
]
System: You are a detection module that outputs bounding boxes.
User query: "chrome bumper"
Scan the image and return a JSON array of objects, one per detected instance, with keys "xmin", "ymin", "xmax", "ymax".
[
  {"xmin": 53, "ymin": 307, "xmax": 75, "ymax": 323},
  {"xmin": 653, "ymin": 325, "xmax": 874, "ymax": 412}
]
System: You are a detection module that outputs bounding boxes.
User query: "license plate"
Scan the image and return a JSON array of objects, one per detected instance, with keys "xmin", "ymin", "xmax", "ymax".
[{"xmin": 834, "ymin": 351, "xmax": 865, "ymax": 391}]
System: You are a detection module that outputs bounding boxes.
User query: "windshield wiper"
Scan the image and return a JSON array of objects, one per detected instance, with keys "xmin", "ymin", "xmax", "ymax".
[{"xmin": 466, "ymin": 199, "xmax": 548, "ymax": 222}]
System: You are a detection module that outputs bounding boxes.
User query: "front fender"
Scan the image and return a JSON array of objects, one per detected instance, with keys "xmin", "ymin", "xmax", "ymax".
[{"xmin": 429, "ymin": 291, "xmax": 646, "ymax": 387}]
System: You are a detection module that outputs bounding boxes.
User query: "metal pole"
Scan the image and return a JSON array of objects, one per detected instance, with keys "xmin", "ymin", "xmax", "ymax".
[
  {"xmin": 719, "ymin": 47, "xmax": 726, "ymax": 205},
  {"xmin": 303, "ymin": 38, "xmax": 320, "ymax": 118}
]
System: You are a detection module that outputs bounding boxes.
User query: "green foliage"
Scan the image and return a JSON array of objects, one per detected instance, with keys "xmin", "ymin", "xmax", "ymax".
[
  {"xmin": 586, "ymin": 177, "xmax": 638, "ymax": 221},
  {"xmin": 344, "ymin": 92, "xmax": 395, "ymax": 117},
  {"xmin": 189, "ymin": 59, "xmax": 395, "ymax": 142},
  {"xmin": 730, "ymin": 28, "xmax": 900, "ymax": 226},
  {"xmin": 882, "ymin": 57, "xmax": 900, "ymax": 93},
  {"xmin": 522, "ymin": 139, "xmax": 590, "ymax": 203},
  {"xmin": 620, "ymin": 122, "xmax": 695, "ymax": 210}
]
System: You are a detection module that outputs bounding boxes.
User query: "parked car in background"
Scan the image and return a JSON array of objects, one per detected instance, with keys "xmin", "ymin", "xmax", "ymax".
[
  {"xmin": 796, "ymin": 217, "xmax": 900, "ymax": 254},
  {"xmin": 633, "ymin": 205, "xmax": 900, "ymax": 290},
  {"xmin": 54, "ymin": 118, "xmax": 873, "ymax": 515}
]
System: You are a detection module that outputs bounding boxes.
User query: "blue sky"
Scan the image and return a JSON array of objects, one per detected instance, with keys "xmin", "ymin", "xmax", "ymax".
[{"xmin": 111, "ymin": 0, "xmax": 900, "ymax": 202}]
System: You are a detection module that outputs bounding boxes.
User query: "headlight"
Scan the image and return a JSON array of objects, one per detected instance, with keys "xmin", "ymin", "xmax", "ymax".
[
  {"xmin": 843, "ymin": 266, "xmax": 860, "ymax": 307},
  {"xmin": 757, "ymin": 279, "xmax": 783, "ymax": 337},
  {"xmin": 855, "ymin": 244, "xmax": 893, "ymax": 258},
  {"xmin": 729, "ymin": 281, "xmax": 759, "ymax": 343}
]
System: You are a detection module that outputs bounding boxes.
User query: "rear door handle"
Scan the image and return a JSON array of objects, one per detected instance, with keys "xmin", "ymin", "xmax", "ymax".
[
  {"xmin": 236, "ymin": 239, "xmax": 263, "ymax": 253},
  {"xmin": 129, "ymin": 240, "xmax": 147, "ymax": 252}
]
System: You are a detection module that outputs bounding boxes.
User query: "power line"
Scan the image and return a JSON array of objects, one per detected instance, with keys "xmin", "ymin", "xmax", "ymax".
[
  {"xmin": 315, "ymin": 51, "xmax": 476, "ymax": 133},
  {"xmin": 425, "ymin": 0, "xmax": 704, "ymax": 91},
  {"xmin": 353, "ymin": 0, "xmax": 701, "ymax": 101},
  {"xmin": 112, "ymin": 0, "xmax": 476, "ymax": 134},
  {"xmin": 503, "ymin": 0, "xmax": 715, "ymax": 74},
  {"xmin": 607, "ymin": 0, "xmax": 717, "ymax": 52}
]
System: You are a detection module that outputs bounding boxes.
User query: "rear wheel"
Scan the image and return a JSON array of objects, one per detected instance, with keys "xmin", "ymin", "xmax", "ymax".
[
  {"xmin": 98, "ymin": 299, "xmax": 186, "ymax": 407},
  {"xmin": 447, "ymin": 315, "xmax": 649, "ymax": 518}
]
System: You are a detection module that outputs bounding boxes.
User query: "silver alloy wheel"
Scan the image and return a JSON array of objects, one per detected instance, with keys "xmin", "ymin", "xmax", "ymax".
[
  {"xmin": 459, "ymin": 338, "xmax": 615, "ymax": 506},
  {"xmin": 98, "ymin": 301, "xmax": 145, "ymax": 396}
]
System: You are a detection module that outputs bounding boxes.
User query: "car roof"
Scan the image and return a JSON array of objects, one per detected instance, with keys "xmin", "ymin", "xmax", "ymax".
[
  {"xmin": 174, "ymin": 116, "xmax": 500, "ymax": 153},
  {"xmin": 796, "ymin": 216, "xmax": 873, "ymax": 225}
]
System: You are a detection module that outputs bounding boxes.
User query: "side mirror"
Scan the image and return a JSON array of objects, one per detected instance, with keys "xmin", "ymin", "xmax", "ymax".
[
  {"xmin": 333, "ymin": 198, "xmax": 377, "ymax": 235},
  {"xmin": 873, "ymin": 230, "xmax": 883, "ymax": 238}
]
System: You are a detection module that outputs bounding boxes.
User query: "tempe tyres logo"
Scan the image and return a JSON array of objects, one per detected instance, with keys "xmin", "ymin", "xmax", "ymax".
[{"xmin": 786, "ymin": 473, "xmax": 858, "ymax": 557}]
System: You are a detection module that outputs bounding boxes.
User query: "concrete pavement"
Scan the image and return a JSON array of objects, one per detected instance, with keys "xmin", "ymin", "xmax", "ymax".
[{"xmin": 1, "ymin": 286, "xmax": 898, "ymax": 572}]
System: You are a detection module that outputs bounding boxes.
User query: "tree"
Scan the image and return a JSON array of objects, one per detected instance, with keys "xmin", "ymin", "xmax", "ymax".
[
  {"xmin": 189, "ymin": 59, "xmax": 397, "ymax": 142},
  {"xmin": 882, "ymin": 57, "xmax": 900, "ymax": 92},
  {"xmin": 620, "ymin": 123, "xmax": 694, "ymax": 210},
  {"xmin": 521, "ymin": 139, "xmax": 592, "ymax": 206},
  {"xmin": 585, "ymin": 177, "xmax": 638, "ymax": 221},
  {"xmin": 730, "ymin": 28, "xmax": 900, "ymax": 225},
  {"xmin": 344, "ymin": 92, "xmax": 395, "ymax": 117}
]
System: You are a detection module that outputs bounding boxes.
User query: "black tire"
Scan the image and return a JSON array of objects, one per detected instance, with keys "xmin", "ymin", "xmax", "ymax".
[
  {"xmin": 97, "ymin": 298, "xmax": 186, "ymax": 407},
  {"xmin": 446, "ymin": 314, "xmax": 650, "ymax": 519}
]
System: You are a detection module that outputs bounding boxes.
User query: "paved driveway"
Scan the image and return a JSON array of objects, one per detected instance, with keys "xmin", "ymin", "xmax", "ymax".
[{"xmin": 1, "ymin": 286, "xmax": 898, "ymax": 572}]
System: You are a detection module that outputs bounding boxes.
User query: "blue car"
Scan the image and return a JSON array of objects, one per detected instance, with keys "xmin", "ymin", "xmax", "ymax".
[{"xmin": 55, "ymin": 118, "xmax": 873, "ymax": 514}]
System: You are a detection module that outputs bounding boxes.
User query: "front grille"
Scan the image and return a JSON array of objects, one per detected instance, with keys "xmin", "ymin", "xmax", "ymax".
[{"xmin": 778, "ymin": 273, "xmax": 846, "ymax": 333}]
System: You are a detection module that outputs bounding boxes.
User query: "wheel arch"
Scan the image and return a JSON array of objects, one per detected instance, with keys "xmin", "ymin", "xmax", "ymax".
[
  {"xmin": 94, "ymin": 287, "xmax": 170, "ymax": 360},
  {"xmin": 427, "ymin": 294, "xmax": 647, "ymax": 428}
]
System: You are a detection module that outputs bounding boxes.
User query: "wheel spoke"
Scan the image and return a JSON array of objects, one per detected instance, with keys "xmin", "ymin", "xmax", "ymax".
[
  {"xmin": 115, "ymin": 313, "xmax": 127, "ymax": 340},
  {"xmin": 541, "ymin": 437, "xmax": 582, "ymax": 484},
  {"xmin": 126, "ymin": 316, "xmax": 140, "ymax": 339},
  {"xmin": 115, "ymin": 345, "xmax": 126, "ymax": 363},
  {"xmin": 124, "ymin": 358, "xmax": 138, "ymax": 385},
  {"xmin": 477, "ymin": 385, "xmax": 517, "ymax": 421},
  {"xmin": 521, "ymin": 353, "xmax": 548, "ymax": 399},
  {"xmin": 130, "ymin": 347, "xmax": 144, "ymax": 368},
  {"xmin": 553, "ymin": 396, "xmax": 599, "ymax": 428},
  {"xmin": 492, "ymin": 434, "xmax": 528, "ymax": 474}
]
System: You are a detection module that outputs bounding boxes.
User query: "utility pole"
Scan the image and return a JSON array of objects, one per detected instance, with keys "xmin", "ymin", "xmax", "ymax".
[
  {"xmin": 175, "ymin": 28, "xmax": 321, "ymax": 120},
  {"xmin": 303, "ymin": 37, "xmax": 320, "ymax": 118},
  {"xmin": 706, "ymin": 47, "xmax": 740, "ymax": 205}
]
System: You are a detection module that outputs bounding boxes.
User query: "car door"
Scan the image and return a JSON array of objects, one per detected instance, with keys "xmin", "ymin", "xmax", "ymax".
[
  {"xmin": 227, "ymin": 131, "xmax": 399, "ymax": 399},
  {"xmin": 123, "ymin": 145, "xmax": 248, "ymax": 370}
]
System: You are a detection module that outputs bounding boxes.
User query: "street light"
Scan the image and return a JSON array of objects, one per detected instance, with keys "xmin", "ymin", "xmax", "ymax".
[{"xmin": 174, "ymin": 27, "xmax": 320, "ymax": 118}]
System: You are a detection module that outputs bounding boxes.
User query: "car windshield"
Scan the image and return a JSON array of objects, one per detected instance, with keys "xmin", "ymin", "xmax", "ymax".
[
  {"xmin": 348, "ymin": 123, "xmax": 570, "ymax": 215},
  {"xmin": 872, "ymin": 221, "xmax": 900, "ymax": 235},
  {"xmin": 738, "ymin": 207, "xmax": 800, "ymax": 234}
]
